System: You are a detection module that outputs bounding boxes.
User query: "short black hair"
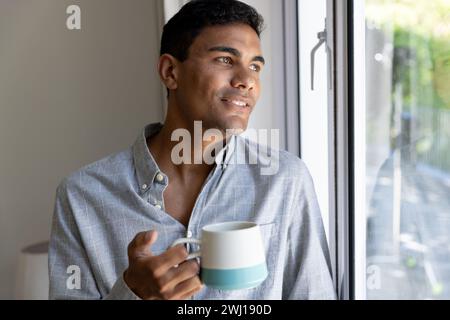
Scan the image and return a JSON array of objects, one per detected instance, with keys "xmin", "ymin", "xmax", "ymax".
[{"xmin": 160, "ymin": 0, "xmax": 264, "ymax": 62}]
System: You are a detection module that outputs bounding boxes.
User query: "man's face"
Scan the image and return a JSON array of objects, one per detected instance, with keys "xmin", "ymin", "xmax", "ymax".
[{"xmin": 173, "ymin": 23, "xmax": 264, "ymax": 134}]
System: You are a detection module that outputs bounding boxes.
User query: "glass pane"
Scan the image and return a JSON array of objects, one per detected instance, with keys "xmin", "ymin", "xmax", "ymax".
[{"xmin": 365, "ymin": 0, "xmax": 450, "ymax": 299}]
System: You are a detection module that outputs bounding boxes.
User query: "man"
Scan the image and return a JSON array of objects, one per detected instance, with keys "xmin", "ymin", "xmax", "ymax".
[{"xmin": 49, "ymin": 0, "xmax": 336, "ymax": 300}]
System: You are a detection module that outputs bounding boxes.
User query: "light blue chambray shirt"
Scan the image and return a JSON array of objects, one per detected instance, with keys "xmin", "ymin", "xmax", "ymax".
[{"xmin": 49, "ymin": 123, "xmax": 336, "ymax": 300}]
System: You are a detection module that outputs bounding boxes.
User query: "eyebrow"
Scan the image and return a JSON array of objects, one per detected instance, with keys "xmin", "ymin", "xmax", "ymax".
[{"xmin": 208, "ymin": 46, "xmax": 265, "ymax": 65}]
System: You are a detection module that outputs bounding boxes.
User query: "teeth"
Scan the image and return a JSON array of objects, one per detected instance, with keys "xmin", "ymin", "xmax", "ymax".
[{"xmin": 229, "ymin": 100, "xmax": 247, "ymax": 107}]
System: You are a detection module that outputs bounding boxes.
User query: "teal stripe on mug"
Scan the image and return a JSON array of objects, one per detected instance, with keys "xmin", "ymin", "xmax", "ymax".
[{"xmin": 201, "ymin": 263, "xmax": 268, "ymax": 291}]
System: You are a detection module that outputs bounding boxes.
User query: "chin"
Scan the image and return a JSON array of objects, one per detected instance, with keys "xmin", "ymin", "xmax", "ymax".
[{"xmin": 218, "ymin": 117, "xmax": 248, "ymax": 136}]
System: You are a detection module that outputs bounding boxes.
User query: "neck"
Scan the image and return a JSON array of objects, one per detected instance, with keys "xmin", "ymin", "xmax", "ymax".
[{"xmin": 147, "ymin": 108, "xmax": 230, "ymax": 181}]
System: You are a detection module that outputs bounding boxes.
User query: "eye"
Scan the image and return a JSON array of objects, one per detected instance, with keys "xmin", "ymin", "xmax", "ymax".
[
  {"xmin": 217, "ymin": 57, "xmax": 233, "ymax": 65},
  {"xmin": 250, "ymin": 64, "xmax": 261, "ymax": 72}
]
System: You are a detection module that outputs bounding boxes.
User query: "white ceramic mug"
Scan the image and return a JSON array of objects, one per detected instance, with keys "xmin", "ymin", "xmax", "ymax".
[{"xmin": 171, "ymin": 221, "xmax": 268, "ymax": 291}]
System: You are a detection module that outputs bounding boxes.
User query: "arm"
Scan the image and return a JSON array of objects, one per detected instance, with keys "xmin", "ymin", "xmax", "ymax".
[
  {"xmin": 48, "ymin": 180, "xmax": 202, "ymax": 300},
  {"xmin": 282, "ymin": 162, "xmax": 337, "ymax": 300},
  {"xmin": 48, "ymin": 181, "xmax": 140, "ymax": 300}
]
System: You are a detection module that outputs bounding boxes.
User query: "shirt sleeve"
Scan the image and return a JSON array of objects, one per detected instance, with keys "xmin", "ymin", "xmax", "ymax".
[
  {"xmin": 48, "ymin": 181, "xmax": 141, "ymax": 300},
  {"xmin": 282, "ymin": 161, "xmax": 337, "ymax": 300}
]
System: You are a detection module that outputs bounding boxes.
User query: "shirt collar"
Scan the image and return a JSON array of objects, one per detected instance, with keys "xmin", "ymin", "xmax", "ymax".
[{"xmin": 132, "ymin": 123, "xmax": 236, "ymax": 194}]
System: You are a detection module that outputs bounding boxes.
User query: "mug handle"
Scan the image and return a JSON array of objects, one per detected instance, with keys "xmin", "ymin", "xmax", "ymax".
[{"xmin": 171, "ymin": 238, "xmax": 202, "ymax": 260}]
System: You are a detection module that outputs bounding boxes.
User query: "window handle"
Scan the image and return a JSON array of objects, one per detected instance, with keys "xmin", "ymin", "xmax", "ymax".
[{"xmin": 311, "ymin": 23, "xmax": 332, "ymax": 91}]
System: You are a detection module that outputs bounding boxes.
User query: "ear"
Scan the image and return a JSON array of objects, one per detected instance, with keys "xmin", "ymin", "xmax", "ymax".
[{"xmin": 158, "ymin": 54, "xmax": 179, "ymax": 91}]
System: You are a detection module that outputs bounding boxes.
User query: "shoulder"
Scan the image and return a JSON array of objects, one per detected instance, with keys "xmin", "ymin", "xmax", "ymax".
[
  {"xmin": 56, "ymin": 148, "xmax": 133, "ymax": 196},
  {"xmin": 234, "ymin": 134, "xmax": 312, "ymax": 179}
]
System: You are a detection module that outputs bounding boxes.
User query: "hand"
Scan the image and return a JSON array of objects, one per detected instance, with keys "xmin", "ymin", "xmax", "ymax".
[{"xmin": 123, "ymin": 230, "xmax": 203, "ymax": 300}]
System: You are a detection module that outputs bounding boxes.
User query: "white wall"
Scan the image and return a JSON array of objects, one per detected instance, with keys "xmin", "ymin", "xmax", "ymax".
[{"xmin": 0, "ymin": 0, "xmax": 164, "ymax": 299}]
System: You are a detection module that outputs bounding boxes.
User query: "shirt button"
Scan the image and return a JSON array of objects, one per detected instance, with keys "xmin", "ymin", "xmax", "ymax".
[
  {"xmin": 155, "ymin": 173, "xmax": 164, "ymax": 183},
  {"xmin": 187, "ymin": 231, "xmax": 193, "ymax": 238},
  {"xmin": 141, "ymin": 184, "xmax": 148, "ymax": 190}
]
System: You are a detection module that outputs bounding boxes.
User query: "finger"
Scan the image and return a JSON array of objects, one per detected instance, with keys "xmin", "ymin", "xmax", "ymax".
[
  {"xmin": 128, "ymin": 230, "xmax": 158, "ymax": 259},
  {"xmin": 155, "ymin": 244, "xmax": 189, "ymax": 271},
  {"xmin": 170, "ymin": 276, "xmax": 203, "ymax": 300},
  {"xmin": 179, "ymin": 285, "xmax": 205, "ymax": 300},
  {"xmin": 161, "ymin": 260, "xmax": 200, "ymax": 291},
  {"xmin": 178, "ymin": 285, "xmax": 204, "ymax": 300}
]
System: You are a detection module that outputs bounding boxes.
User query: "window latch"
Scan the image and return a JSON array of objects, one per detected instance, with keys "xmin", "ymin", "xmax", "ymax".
[{"xmin": 311, "ymin": 21, "xmax": 332, "ymax": 91}]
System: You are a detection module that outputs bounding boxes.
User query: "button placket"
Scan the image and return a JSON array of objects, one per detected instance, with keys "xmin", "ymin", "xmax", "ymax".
[
  {"xmin": 184, "ymin": 166, "xmax": 219, "ymax": 261},
  {"xmin": 148, "ymin": 172, "xmax": 167, "ymax": 211},
  {"xmin": 148, "ymin": 192, "xmax": 163, "ymax": 211}
]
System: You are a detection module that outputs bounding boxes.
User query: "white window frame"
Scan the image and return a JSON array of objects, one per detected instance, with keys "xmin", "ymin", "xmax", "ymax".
[
  {"xmin": 329, "ymin": 0, "xmax": 366, "ymax": 300},
  {"xmin": 298, "ymin": 0, "xmax": 332, "ymax": 260},
  {"xmin": 329, "ymin": 0, "xmax": 352, "ymax": 300}
]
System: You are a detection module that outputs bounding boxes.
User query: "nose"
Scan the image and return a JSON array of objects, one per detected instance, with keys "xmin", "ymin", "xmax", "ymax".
[{"xmin": 230, "ymin": 67, "xmax": 256, "ymax": 92}]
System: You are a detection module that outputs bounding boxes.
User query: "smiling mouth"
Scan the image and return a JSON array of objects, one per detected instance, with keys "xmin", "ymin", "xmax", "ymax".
[{"xmin": 221, "ymin": 98, "xmax": 250, "ymax": 108}]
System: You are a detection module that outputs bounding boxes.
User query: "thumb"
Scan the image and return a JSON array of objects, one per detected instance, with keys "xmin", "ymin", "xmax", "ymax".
[
  {"xmin": 145, "ymin": 230, "xmax": 158, "ymax": 248},
  {"xmin": 129, "ymin": 230, "xmax": 158, "ymax": 259}
]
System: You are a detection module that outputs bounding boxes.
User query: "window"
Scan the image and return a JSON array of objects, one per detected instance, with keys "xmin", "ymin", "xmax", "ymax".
[
  {"xmin": 305, "ymin": 0, "xmax": 450, "ymax": 299},
  {"xmin": 354, "ymin": 0, "xmax": 450, "ymax": 299}
]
